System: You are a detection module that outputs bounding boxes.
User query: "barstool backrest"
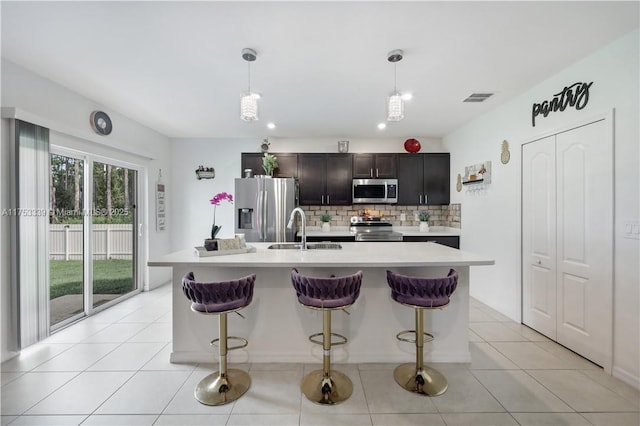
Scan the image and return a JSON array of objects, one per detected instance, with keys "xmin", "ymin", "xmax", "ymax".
[
  {"xmin": 291, "ymin": 268, "xmax": 363, "ymax": 309},
  {"xmin": 386, "ymin": 269, "xmax": 458, "ymax": 308},
  {"xmin": 182, "ymin": 272, "xmax": 255, "ymax": 314}
]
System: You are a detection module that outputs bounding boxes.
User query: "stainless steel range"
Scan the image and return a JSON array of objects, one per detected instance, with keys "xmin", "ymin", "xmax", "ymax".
[{"xmin": 350, "ymin": 217, "xmax": 403, "ymax": 242}]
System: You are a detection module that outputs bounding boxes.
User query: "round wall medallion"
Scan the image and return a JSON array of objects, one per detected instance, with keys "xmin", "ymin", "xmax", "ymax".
[{"xmin": 90, "ymin": 111, "xmax": 113, "ymax": 136}]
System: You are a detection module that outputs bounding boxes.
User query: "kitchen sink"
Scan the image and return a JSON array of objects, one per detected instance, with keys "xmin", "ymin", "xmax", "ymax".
[
  {"xmin": 267, "ymin": 242, "xmax": 342, "ymax": 250},
  {"xmin": 267, "ymin": 243, "xmax": 302, "ymax": 250},
  {"xmin": 308, "ymin": 242, "xmax": 342, "ymax": 249}
]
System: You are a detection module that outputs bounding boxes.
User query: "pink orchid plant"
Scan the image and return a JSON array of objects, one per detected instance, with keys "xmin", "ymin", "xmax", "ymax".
[{"xmin": 209, "ymin": 191, "xmax": 233, "ymax": 239}]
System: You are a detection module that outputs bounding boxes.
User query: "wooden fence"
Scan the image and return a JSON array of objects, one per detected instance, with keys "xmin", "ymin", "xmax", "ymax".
[{"xmin": 50, "ymin": 224, "xmax": 133, "ymax": 260}]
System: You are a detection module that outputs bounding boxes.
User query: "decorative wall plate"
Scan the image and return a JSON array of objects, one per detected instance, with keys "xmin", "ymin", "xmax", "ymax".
[
  {"xmin": 456, "ymin": 174, "xmax": 462, "ymax": 192},
  {"xmin": 90, "ymin": 111, "xmax": 112, "ymax": 136},
  {"xmin": 404, "ymin": 138, "xmax": 421, "ymax": 153}
]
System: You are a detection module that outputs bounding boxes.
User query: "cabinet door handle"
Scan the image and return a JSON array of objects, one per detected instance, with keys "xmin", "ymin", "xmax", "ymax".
[
  {"xmin": 327, "ymin": 194, "xmax": 330, "ymax": 204},
  {"xmin": 419, "ymin": 194, "xmax": 423, "ymax": 204},
  {"xmin": 321, "ymin": 195, "xmax": 325, "ymax": 205},
  {"xmin": 370, "ymin": 168, "xmax": 373, "ymax": 178},
  {"xmin": 376, "ymin": 168, "xmax": 379, "ymax": 177},
  {"xmin": 424, "ymin": 194, "xmax": 428, "ymax": 204}
]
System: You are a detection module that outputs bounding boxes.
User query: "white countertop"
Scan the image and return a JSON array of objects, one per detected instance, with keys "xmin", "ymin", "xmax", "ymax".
[
  {"xmin": 304, "ymin": 226, "xmax": 461, "ymax": 238},
  {"xmin": 148, "ymin": 241, "xmax": 492, "ymax": 268}
]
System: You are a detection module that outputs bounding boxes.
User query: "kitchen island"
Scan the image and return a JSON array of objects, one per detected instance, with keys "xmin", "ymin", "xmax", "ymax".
[{"xmin": 148, "ymin": 242, "xmax": 494, "ymax": 364}]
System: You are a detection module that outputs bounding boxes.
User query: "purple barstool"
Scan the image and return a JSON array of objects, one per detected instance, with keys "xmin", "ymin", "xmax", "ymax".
[
  {"xmin": 386, "ymin": 269, "xmax": 458, "ymax": 396},
  {"xmin": 182, "ymin": 272, "xmax": 255, "ymax": 406},
  {"xmin": 291, "ymin": 268, "xmax": 363, "ymax": 405}
]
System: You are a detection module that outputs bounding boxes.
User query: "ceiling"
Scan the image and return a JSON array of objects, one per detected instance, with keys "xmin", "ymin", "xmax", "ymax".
[{"xmin": 1, "ymin": 1, "xmax": 638, "ymax": 140}]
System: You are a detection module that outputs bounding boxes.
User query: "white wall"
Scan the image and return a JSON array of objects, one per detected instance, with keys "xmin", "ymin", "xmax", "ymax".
[
  {"xmin": 170, "ymin": 137, "xmax": 443, "ymax": 250},
  {"xmin": 443, "ymin": 30, "xmax": 639, "ymax": 388},
  {"xmin": 1, "ymin": 60, "xmax": 173, "ymax": 361}
]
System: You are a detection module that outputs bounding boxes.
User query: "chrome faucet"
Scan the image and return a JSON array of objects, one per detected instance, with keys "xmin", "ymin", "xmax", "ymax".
[{"xmin": 287, "ymin": 207, "xmax": 307, "ymax": 250}]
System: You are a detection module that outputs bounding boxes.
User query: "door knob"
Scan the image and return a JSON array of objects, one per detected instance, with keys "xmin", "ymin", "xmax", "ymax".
[{"xmin": 536, "ymin": 259, "xmax": 542, "ymax": 265}]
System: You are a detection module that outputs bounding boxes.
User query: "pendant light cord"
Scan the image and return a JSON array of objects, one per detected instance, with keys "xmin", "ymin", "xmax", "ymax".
[
  {"xmin": 247, "ymin": 61, "xmax": 251, "ymax": 93},
  {"xmin": 394, "ymin": 62, "xmax": 397, "ymax": 93}
]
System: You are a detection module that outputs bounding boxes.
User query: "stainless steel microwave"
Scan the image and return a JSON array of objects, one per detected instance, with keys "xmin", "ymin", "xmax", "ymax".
[{"xmin": 352, "ymin": 179, "xmax": 398, "ymax": 204}]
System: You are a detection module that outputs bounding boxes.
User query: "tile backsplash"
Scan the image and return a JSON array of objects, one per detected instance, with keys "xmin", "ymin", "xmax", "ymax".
[{"xmin": 302, "ymin": 204, "xmax": 461, "ymax": 228}]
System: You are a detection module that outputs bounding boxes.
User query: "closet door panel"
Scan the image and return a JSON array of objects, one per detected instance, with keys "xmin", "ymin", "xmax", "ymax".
[
  {"xmin": 555, "ymin": 119, "xmax": 612, "ymax": 367},
  {"xmin": 522, "ymin": 136, "xmax": 557, "ymax": 340}
]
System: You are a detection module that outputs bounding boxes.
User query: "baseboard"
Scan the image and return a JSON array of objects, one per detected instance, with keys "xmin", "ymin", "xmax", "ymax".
[
  {"xmin": 146, "ymin": 279, "xmax": 171, "ymax": 292},
  {"xmin": 613, "ymin": 366, "xmax": 640, "ymax": 390},
  {"xmin": 1, "ymin": 349, "xmax": 20, "ymax": 364}
]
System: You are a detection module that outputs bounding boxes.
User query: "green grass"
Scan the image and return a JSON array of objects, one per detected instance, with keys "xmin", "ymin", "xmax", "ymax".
[{"xmin": 49, "ymin": 259, "xmax": 134, "ymax": 299}]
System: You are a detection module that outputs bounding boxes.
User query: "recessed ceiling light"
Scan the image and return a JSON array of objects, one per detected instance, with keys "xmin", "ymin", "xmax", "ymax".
[
  {"xmin": 377, "ymin": 123, "xmax": 387, "ymax": 130},
  {"xmin": 266, "ymin": 122, "xmax": 276, "ymax": 129},
  {"xmin": 401, "ymin": 93, "xmax": 413, "ymax": 101}
]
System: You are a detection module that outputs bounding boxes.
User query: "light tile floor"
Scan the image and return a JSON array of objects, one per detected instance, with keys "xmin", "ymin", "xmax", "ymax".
[{"xmin": 1, "ymin": 285, "xmax": 639, "ymax": 426}]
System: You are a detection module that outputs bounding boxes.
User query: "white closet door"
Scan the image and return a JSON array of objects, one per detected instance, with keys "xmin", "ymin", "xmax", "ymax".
[
  {"xmin": 522, "ymin": 136, "xmax": 557, "ymax": 339},
  {"xmin": 555, "ymin": 119, "xmax": 612, "ymax": 367}
]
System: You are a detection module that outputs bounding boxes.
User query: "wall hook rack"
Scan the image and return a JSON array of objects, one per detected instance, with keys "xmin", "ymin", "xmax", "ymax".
[
  {"xmin": 195, "ymin": 166, "xmax": 215, "ymax": 180},
  {"xmin": 462, "ymin": 161, "xmax": 491, "ymax": 189}
]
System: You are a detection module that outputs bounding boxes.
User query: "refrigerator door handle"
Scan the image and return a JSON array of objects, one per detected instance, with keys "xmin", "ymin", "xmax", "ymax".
[
  {"xmin": 255, "ymin": 183, "xmax": 266, "ymax": 241},
  {"xmin": 261, "ymin": 189, "xmax": 268, "ymax": 240},
  {"xmin": 254, "ymin": 190, "xmax": 262, "ymax": 240}
]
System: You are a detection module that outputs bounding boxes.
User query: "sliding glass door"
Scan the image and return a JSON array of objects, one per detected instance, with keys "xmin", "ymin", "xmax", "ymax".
[
  {"xmin": 49, "ymin": 148, "xmax": 140, "ymax": 330},
  {"xmin": 91, "ymin": 161, "xmax": 137, "ymax": 309},
  {"xmin": 49, "ymin": 153, "xmax": 86, "ymax": 327}
]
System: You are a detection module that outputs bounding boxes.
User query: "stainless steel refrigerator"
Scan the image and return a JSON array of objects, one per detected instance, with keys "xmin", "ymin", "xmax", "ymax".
[{"xmin": 234, "ymin": 177, "xmax": 298, "ymax": 242}]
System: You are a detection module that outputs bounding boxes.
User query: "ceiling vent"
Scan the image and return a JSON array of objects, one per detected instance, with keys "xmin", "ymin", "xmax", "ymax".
[{"xmin": 463, "ymin": 93, "xmax": 494, "ymax": 103}]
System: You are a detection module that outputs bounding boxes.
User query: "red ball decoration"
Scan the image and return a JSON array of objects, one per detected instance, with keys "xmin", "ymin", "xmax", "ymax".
[{"xmin": 404, "ymin": 138, "xmax": 421, "ymax": 153}]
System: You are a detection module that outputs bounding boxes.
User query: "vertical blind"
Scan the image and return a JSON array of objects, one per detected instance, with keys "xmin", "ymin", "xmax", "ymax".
[{"xmin": 14, "ymin": 120, "xmax": 50, "ymax": 348}]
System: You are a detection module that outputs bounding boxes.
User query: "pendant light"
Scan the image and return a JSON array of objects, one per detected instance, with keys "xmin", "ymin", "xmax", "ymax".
[
  {"xmin": 240, "ymin": 48, "xmax": 260, "ymax": 122},
  {"xmin": 387, "ymin": 49, "xmax": 404, "ymax": 122}
]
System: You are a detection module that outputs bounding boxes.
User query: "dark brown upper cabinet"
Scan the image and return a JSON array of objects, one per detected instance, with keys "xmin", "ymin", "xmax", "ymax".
[
  {"xmin": 352, "ymin": 153, "xmax": 397, "ymax": 178},
  {"xmin": 240, "ymin": 153, "xmax": 298, "ymax": 178},
  {"xmin": 298, "ymin": 153, "xmax": 352, "ymax": 205},
  {"xmin": 397, "ymin": 153, "xmax": 450, "ymax": 205}
]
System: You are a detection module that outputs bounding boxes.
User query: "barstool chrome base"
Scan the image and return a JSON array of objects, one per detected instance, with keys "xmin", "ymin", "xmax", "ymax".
[
  {"xmin": 195, "ymin": 368, "xmax": 251, "ymax": 406},
  {"xmin": 393, "ymin": 363, "xmax": 448, "ymax": 396},
  {"xmin": 301, "ymin": 369, "xmax": 353, "ymax": 405}
]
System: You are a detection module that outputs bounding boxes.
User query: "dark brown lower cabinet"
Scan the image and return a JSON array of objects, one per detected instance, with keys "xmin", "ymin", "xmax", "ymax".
[
  {"xmin": 302, "ymin": 236, "xmax": 356, "ymax": 243},
  {"xmin": 402, "ymin": 235, "xmax": 459, "ymax": 249}
]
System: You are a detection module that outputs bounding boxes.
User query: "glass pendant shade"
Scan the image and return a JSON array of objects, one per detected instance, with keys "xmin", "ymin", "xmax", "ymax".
[
  {"xmin": 387, "ymin": 92, "xmax": 404, "ymax": 121},
  {"xmin": 240, "ymin": 92, "xmax": 260, "ymax": 122}
]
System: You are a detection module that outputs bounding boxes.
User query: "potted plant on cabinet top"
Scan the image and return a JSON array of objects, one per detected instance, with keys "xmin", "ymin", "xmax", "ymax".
[
  {"xmin": 418, "ymin": 211, "xmax": 430, "ymax": 232},
  {"xmin": 262, "ymin": 153, "xmax": 278, "ymax": 176},
  {"xmin": 320, "ymin": 214, "xmax": 332, "ymax": 232}
]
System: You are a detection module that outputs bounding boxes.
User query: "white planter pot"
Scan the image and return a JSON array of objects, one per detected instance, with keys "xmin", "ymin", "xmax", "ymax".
[
  {"xmin": 419, "ymin": 222, "xmax": 430, "ymax": 232},
  {"xmin": 321, "ymin": 222, "xmax": 331, "ymax": 232}
]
